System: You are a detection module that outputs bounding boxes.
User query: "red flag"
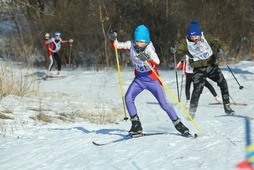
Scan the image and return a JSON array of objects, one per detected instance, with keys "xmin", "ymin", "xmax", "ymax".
[{"xmin": 236, "ymin": 160, "xmax": 254, "ymax": 170}]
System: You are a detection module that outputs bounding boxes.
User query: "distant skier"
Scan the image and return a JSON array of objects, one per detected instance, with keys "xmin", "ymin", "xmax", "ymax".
[
  {"xmin": 170, "ymin": 20, "xmax": 235, "ymax": 118},
  {"xmin": 176, "ymin": 55, "xmax": 222, "ymax": 107},
  {"xmin": 43, "ymin": 32, "xmax": 73, "ymax": 77},
  {"xmin": 109, "ymin": 25, "xmax": 191, "ymax": 137}
]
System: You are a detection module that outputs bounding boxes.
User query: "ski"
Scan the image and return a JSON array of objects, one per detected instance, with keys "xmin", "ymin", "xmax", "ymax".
[
  {"xmin": 92, "ymin": 132, "xmax": 197, "ymax": 146},
  {"xmin": 209, "ymin": 102, "xmax": 247, "ymax": 106},
  {"xmin": 36, "ymin": 77, "xmax": 47, "ymax": 81},
  {"xmin": 37, "ymin": 75, "xmax": 67, "ymax": 81},
  {"xmin": 92, "ymin": 132, "xmax": 164, "ymax": 146},
  {"xmin": 46, "ymin": 75, "xmax": 67, "ymax": 78},
  {"xmin": 215, "ymin": 114, "xmax": 254, "ymax": 120}
]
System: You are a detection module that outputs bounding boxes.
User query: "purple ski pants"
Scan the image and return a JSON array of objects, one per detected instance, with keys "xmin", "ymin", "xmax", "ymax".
[{"xmin": 125, "ymin": 77, "xmax": 178, "ymax": 121}]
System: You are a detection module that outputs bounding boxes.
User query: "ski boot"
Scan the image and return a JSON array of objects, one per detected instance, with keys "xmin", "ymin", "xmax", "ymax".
[
  {"xmin": 214, "ymin": 96, "xmax": 222, "ymax": 103},
  {"xmin": 189, "ymin": 112, "xmax": 195, "ymax": 119},
  {"xmin": 128, "ymin": 115, "xmax": 143, "ymax": 135},
  {"xmin": 185, "ymin": 100, "xmax": 190, "ymax": 108},
  {"xmin": 224, "ymin": 103, "xmax": 235, "ymax": 115},
  {"xmin": 173, "ymin": 118, "xmax": 191, "ymax": 137}
]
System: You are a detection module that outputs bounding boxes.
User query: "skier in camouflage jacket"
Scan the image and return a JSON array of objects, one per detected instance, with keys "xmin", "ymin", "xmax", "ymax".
[{"xmin": 171, "ymin": 20, "xmax": 235, "ymax": 118}]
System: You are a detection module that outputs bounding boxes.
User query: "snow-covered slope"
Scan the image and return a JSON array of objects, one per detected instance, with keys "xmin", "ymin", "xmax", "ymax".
[{"xmin": 0, "ymin": 61, "xmax": 254, "ymax": 170}]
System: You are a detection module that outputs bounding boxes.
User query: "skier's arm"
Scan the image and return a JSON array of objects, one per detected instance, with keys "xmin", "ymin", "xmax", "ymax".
[
  {"xmin": 61, "ymin": 40, "xmax": 69, "ymax": 45},
  {"xmin": 112, "ymin": 40, "xmax": 132, "ymax": 51},
  {"xmin": 44, "ymin": 38, "xmax": 53, "ymax": 46},
  {"xmin": 145, "ymin": 44, "xmax": 159, "ymax": 66},
  {"xmin": 176, "ymin": 39, "xmax": 188, "ymax": 55}
]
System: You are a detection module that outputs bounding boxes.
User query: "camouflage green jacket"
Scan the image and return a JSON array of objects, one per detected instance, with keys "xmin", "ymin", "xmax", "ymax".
[{"xmin": 176, "ymin": 33, "xmax": 228, "ymax": 68}]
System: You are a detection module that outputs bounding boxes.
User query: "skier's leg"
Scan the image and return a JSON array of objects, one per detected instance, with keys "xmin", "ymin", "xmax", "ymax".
[
  {"xmin": 125, "ymin": 78, "xmax": 144, "ymax": 118},
  {"xmin": 125, "ymin": 78, "xmax": 144, "ymax": 134},
  {"xmin": 185, "ymin": 74, "xmax": 192, "ymax": 101},
  {"xmin": 185, "ymin": 74, "xmax": 192, "ymax": 107},
  {"xmin": 53, "ymin": 52, "xmax": 62, "ymax": 74},
  {"xmin": 46, "ymin": 55, "xmax": 54, "ymax": 77},
  {"xmin": 147, "ymin": 80, "xmax": 190, "ymax": 135},
  {"xmin": 147, "ymin": 80, "xmax": 178, "ymax": 120},
  {"xmin": 204, "ymin": 79, "xmax": 217, "ymax": 97},
  {"xmin": 207, "ymin": 65, "xmax": 234, "ymax": 114},
  {"xmin": 189, "ymin": 68, "xmax": 206, "ymax": 116}
]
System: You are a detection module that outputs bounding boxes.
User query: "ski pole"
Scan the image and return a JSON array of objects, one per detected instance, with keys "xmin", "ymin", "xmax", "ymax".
[
  {"xmin": 114, "ymin": 40, "xmax": 128, "ymax": 121},
  {"xmin": 220, "ymin": 54, "xmax": 244, "ymax": 90},
  {"xmin": 179, "ymin": 62, "xmax": 185, "ymax": 101},
  {"xmin": 173, "ymin": 52, "xmax": 180, "ymax": 102},
  {"xmin": 69, "ymin": 43, "xmax": 73, "ymax": 69},
  {"xmin": 144, "ymin": 61, "xmax": 202, "ymax": 133},
  {"xmin": 229, "ymin": 95, "xmax": 236, "ymax": 104}
]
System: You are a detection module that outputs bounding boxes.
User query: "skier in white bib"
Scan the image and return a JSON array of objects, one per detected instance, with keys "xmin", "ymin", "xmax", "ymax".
[
  {"xmin": 110, "ymin": 25, "xmax": 191, "ymax": 137},
  {"xmin": 176, "ymin": 55, "xmax": 222, "ymax": 107},
  {"xmin": 171, "ymin": 20, "xmax": 235, "ymax": 118},
  {"xmin": 43, "ymin": 32, "xmax": 73, "ymax": 77}
]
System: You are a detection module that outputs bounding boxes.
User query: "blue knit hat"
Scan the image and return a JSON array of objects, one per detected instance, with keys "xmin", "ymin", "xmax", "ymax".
[
  {"xmin": 134, "ymin": 25, "xmax": 150, "ymax": 43},
  {"xmin": 187, "ymin": 20, "xmax": 201, "ymax": 37}
]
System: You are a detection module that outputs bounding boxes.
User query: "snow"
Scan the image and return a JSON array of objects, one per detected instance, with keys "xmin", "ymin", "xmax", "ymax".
[{"xmin": 0, "ymin": 61, "xmax": 254, "ymax": 170}]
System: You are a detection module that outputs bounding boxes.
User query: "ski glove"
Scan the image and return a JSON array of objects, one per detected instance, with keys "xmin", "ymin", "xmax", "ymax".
[
  {"xmin": 170, "ymin": 46, "xmax": 176, "ymax": 54},
  {"xmin": 45, "ymin": 33, "xmax": 49, "ymax": 40},
  {"xmin": 134, "ymin": 44, "xmax": 147, "ymax": 53},
  {"xmin": 180, "ymin": 55, "xmax": 187, "ymax": 61},
  {"xmin": 69, "ymin": 39, "xmax": 74, "ymax": 43},
  {"xmin": 137, "ymin": 52, "xmax": 151, "ymax": 61},
  {"xmin": 109, "ymin": 31, "xmax": 117, "ymax": 41}
]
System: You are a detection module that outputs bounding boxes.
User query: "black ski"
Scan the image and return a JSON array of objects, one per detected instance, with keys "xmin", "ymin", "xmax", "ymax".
[
  {"xmin": 37, "ymin": 75, "xmax": 67, "ymax": 81},
  {"xmin": 92, "ymin": 132, "xmax": 164, "ymax": 146},
  {"xmin": 209, "ymin": 102, "xmax": 247, "ymax": 106},
  {"xmin": 92, "ymin": 132, "xmax": 197, "ymax": 146}
]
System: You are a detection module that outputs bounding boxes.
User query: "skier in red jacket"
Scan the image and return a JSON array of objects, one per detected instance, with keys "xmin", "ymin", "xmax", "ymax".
[{"xmin": 43, "ymin": 32, "xmax": 73, "ymax": 77}]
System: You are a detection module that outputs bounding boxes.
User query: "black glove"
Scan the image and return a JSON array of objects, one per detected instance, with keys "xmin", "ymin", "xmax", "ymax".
[
  {"xmin": 109, "ymin": 31, "xmax": 117, "ymax": 41},
  {"xmin": 134, "ymin": 44, "xmax": 146, "ymax": 53},
  {"xmin": 137, "ymin": 52, "xmax": 151, "ymax": 61},
  {"xmin": 170, "ymin": 46, "xmax": 176, "ymax": 54}
]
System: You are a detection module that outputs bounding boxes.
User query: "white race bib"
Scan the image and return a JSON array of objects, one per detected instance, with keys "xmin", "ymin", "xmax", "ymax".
[
  {"xmin": 130, "ymin": 46, "xmax": 152, "ymax": 73},
  {"xmin": 186, "ymin": 32, "xmax": 213, "ymax": 62}
]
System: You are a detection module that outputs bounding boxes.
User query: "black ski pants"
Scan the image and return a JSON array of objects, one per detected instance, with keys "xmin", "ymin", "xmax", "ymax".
[
  {"xmin": 185, "ymin": 73, "xmax": 218, "ymax": 101},
  {"xmin": 189, "ymin": 65, "xmax": 230, "ymax": 113},
  {"xmin": 50, "ymin": 52, "xmax": 62, "ymax": 71}
]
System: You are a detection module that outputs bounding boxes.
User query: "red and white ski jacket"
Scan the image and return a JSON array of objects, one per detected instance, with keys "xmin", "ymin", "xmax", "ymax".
[
  {"xmin": 44, "ymin": 37, "xmax": 69, "ymax": 57},
  {"xmin": 177, "ymin": 55, "xmax": 194, "ymax": 76}
]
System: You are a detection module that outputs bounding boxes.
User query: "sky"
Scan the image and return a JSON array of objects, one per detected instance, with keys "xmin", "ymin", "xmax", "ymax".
[{"xmin": 0, "ymin": 60, "xmax": 254, "ymax": 170}]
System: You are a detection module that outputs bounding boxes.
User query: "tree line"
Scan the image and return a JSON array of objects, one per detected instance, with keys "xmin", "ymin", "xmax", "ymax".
[{"xmin": 0, "ymin": 0, "xmax": 253, "ymax": 70}]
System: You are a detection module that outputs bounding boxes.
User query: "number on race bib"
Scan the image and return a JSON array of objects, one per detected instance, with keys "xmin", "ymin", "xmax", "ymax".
[{"xmin": 134, "ymin": 64, "xmax": 148, "ymax": 72}]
